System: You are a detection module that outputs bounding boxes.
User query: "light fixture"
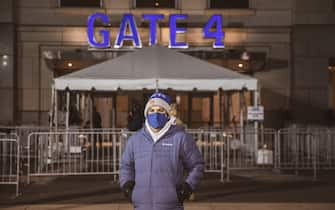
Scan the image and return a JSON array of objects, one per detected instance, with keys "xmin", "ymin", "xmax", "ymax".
[
  {"xmin": 67, "ymin": 62, "xmax": 73, "ymax": 67},
  {"xmin": 329, "ymin": 66, "xmax": 333, "ymax": 71},
  {"xmin": 2, "ymin": 60, "xmax": 8, "ymax": 67},
  {"xmin": 155, "ymin": 2, "xmax": 159, "ymax": 7},
  {"xmin": 238, "ymin": 63, "xmax": 244, "ymax": 68},
  {"xmin": 2, "ymin": 54, "xmax": 8, "ymax": 60}
]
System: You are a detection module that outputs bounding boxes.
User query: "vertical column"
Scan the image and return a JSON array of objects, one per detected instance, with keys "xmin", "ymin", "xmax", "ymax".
[
  {"xmin": 223, "ymin": 91, "xmax": 230, "ymax": 128},
  {"xmin": 112, "ymin": 93, "xmax": 117, "ymax": 128},
  {"xmin": 240, "ymin": 90, "xmax": 245, "ymax": 144},
  {"xmin": 90, "ymin": 92, "xmax": 94, "ymax": 129},
  {"xmin": 0, "ymin": 24, "xmax": 15, "ymax": 124},
  {"xmin": 65, "ymin": 90, "xmax": 70, "ymax": 130},
  {"xmin": 49, "ymin": 85, "xmax": 55, "ymax": 129},
  {"xmin": 76, "ymin": 92, "xmax": 80, "ymax": 111},
  {"xmin": 210, "ymin": 94, "xmax": 214, "ymax": 127},
  {"xmin": 219, "ymin": 89, "xmax": 223, "ymax": 128},
  {"xmin": 188, "ymin": 92, "xmax": 192, "ymax": 128},
  {"xmin": 55, "ymin": 89, "xmax": 58, "ymax": 131},
  {"xmin": 253, "ymin": 89, "xmax": 259, "ymax": 160}
]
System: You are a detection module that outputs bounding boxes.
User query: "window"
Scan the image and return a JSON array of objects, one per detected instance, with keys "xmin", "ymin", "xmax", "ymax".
[
  {"xmin": 209, "ymin": 0, "xmax": 249, "ymax": 9},
  {"xmin": 135, "ymin": 0, "xmax": 175, "ymax": 8},
  {"xmin": 60, "ymin": 0, "xmax": 101, "ymax": 7}
]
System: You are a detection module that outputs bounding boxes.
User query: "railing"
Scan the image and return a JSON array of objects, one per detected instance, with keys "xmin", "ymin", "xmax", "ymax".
[
  {"xmin": 26, "ymin": 128, "xmax": 279, "ymax": 184},
  {"xmin": 27, "ymin": 131, "xmax": 133, "ymax": 184},
  {"xmin": 0, "ymin": 133, "xmax": 20, "ymax": 196},
  {"xmin": 1, "ymin": 126, "xmax": 334, "ymax": 196},
  {"xmin": 277, "ymin": 129, "xmax": 335, "ymax": 180}
]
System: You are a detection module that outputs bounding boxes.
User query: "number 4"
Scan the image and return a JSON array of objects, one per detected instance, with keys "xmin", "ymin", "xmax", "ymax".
[{"xmin": 203, "ymin": 15, "xmax": 225, "ymax": 48}]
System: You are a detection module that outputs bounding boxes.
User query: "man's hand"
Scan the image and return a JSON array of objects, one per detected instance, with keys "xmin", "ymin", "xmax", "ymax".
[
  {"xmin": 176, "ymin": 182, "xmax": 193, "ymax": 203},
  {"xmin": 122, "ymin": 181, "xmax": 135, "ymax": 202}
]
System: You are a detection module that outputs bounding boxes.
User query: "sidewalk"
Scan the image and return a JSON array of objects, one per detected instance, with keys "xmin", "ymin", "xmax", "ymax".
[
  {"xmin": 2, "ymin": 203, "xmax": 335, "ymax": 210},
  {"xmin": 1, "ymin": 170, "xmax": 335, "ymax": 209}
]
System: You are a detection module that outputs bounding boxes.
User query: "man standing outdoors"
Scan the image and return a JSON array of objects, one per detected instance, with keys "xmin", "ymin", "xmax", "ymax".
[{"xmin": 120, "ymin": 92, "xmax": 205, "ymax": 210}]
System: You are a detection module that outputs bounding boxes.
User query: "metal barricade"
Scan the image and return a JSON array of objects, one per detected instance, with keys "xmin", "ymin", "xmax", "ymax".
[
  {"xmin": 25, "ymin": 128, "xmax": 278, "ymax": 185},
  {"xmin": 188, "ymin": 128, "xmax": 276, "ymax": 182},
  {"xmin": 277, "ymin": 129, "xmax": 335, "ymax": 179},
  {"xmin": 189, "ymin": 130, "xmax": 224, "ymax": 173},
  {"xmin": 188, "ymin": 130, "xmax": 227, "ymax": 182},
  {"xmin": 228, "ymin": 128, "xmax": 276, "ymax": 169},
  {"xmin": 0, "ymin": 133, "xmax": 20, "ymax": 196},
  {"xmin": 27, "ymin": 129, "xmax": 229, "ymax": 183},
  {"xmin": 27, "ymin": 130, "xmax": 132, "ymax": 184},
  {"xmin": 0, "ymin": 126, "xmax": 123, "ymax": 154}
]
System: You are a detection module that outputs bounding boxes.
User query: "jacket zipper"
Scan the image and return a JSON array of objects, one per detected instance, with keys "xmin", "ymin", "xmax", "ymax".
[{"xmin": 149, "ymin": 144, "xmax": 154, "ymax": 208}]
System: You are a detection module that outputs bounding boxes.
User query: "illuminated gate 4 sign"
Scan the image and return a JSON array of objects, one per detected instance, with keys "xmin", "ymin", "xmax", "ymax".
[{"xmin": 87, "ymin": 13, "xmax": 225, "ymax": 49}]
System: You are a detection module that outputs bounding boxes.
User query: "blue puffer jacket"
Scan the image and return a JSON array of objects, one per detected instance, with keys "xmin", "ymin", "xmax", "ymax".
[{"xmin": 120, "ymin": 125, "xmax": 205, "ymax": 210}]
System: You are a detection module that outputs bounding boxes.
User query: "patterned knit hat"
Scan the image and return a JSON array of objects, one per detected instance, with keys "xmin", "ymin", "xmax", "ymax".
[{"xmin": 144, "ymin": 92, "xmax": 171, "ymax": 117}]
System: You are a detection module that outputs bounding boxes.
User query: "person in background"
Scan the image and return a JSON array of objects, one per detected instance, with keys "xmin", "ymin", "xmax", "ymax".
[
  {"xmin": 92, "ymin": 106, "xmax": 102, "ymax": 129},
  {"xmin": 127, "ymin": 103, "xmax": 144, "ymax": 131},
  {"xmin": 120, "ymin": 92, "xmax": 205, "ymax": 210},
  {"xmin": 169, "ymin": 103, "xmax": 186, "ymax": 128},
  {"xmin": 92, "ymin": 106, "xmax": 102, "ymax": 159},
  {"xmin": 69, "ymin": 104, "xmax": 82, "ymax": 126}
]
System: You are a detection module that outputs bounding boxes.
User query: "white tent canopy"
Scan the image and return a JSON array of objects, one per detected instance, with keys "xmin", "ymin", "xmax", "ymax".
[
  {"xmin": 54, "ymin": 46, "xmax": 257, "ymax": 91},
  {"xmin": 51, "ymin": 47, "xmax": 260, "ymax": 152}
]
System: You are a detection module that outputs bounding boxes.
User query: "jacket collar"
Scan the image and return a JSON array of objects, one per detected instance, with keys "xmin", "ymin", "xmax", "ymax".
[{"xmin": 141, "ymin": 125, "xmax": 180, "ymax": 144}]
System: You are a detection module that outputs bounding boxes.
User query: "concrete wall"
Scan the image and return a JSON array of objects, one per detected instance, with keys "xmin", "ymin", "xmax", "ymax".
[
  {"xmin": 16, "ymin": 26, "xmax": 89, "ymax": 124},
  {"xmin": 291, "ymin": 26, "xmax": 335, "ymax": 123},
  {"xmin": 289, "ymin": 0, "xmax": 335, "ymax": 123},
  {"xmin": 293, "ymin": 0, "xmax": 335, "ymax": 25},
  {"xmin": 0, "ymin": 0, "xmax": 14, "ymax": 23},
  {"xmin": 13, "ymin": 0, "xmax": 293, "ymax": 126},
  {"xmin": 16, "ymin": 0, "xmax": 293, "ymax": 27},
  {"xmin": 8, "ymin": 0, "xmax": 335, "ymax": 126},
  {"xmin": 0, "ymin": 0, "xmax": 15, "ymax": 125}
]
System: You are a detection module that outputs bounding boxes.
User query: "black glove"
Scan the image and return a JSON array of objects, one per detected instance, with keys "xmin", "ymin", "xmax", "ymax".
[
  {"xmin": 176, "ymin": 182, "xmax": 193, "ymax": 203},
  {"xmin": 122, "ymin": 181, "xmax": 135, "ymax": 202}
]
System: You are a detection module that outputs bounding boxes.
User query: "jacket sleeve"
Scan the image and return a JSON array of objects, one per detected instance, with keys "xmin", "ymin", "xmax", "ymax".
[
  {"xmin": 119, "ymin": 137, "xmax": 135, "ymax": 188},
  {"xmin": 181, "ymin": 133, "xmax": 205, "ymax": 191}
]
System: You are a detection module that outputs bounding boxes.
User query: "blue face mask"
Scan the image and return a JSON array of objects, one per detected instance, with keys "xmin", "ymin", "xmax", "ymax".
[{"xmin": 147, "ymin": 113, "xmax": 169, "ymax": 129}]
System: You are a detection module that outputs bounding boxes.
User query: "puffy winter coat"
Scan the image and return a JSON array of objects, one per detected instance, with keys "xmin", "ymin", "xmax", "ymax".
[{"xmin": 120, "ymin": 125, "xmax": 205, "ymax": 210}]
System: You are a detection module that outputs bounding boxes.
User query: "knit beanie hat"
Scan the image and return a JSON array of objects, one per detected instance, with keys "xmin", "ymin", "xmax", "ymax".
[{"xmin": 144, "ymin": 92, "xmax": 171, "ymax": 117}]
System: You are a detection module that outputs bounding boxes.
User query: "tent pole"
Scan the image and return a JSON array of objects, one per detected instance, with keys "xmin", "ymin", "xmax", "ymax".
[
  {"xmin": 64, "ymin": 90, "xmax": 70, "ymax": 154},
  {"xmin": 84, "ymin": 94, "xmax": 89, "ymax": 127},
  {"xmin": 50, "ymin": 85, "xmax": 55, "ymax": 130},
  {"xmin": 112, "ymin": 93, "xmax": 117, "ymax": 128},
  {"xmin": 258, "ymin": 84, "xmax": 263, "ymax": 130},
  {"xmin": 76, "ymin": 92, "xmax": 80, "ymax": 111},
  {"xmin": 223, "ymin": 91, "xmax": 229, "ymax": 129},
  {"xmin": 253, "ymin": 89, "xmax": 259, "ymax": 161},
  {"xmin": 54, "ymin": 89, "xmax": 58, "ymax": 131},
  {"xmin": 219, "ymin": 89, "xmax": 223, "ymax": 129},
  {"xmin": 210, "ymin": 94, "xmax": 214, "ymax": 127},
  {"xmin": 239, "ymin": 90, "xmax": 244, "ymax": 144},
  {"xmin": 187, "ymin": 92, "xmax": 192, "ymax": 128},
  {"xmin": 66, "ymin": 89, "xmax": 70, "ymax": 130},
  {"xmin": 90, "ymin": 93, "xmax": 93, "ymax": 129}
]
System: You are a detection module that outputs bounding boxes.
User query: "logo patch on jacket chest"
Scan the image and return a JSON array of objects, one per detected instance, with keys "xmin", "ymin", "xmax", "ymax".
[{"xmin": 162, "ymin": 143, "xmax": 173, "ymax": 147}]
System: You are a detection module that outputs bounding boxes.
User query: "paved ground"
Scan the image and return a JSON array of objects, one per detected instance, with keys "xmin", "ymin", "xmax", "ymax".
[
  {"xmin": 1, "ymin": 170, "xmax": 335, "ymax": 209},
  {"xmin": 1, "ymin": 203, "xmax": 335, "ymax": 210}
]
